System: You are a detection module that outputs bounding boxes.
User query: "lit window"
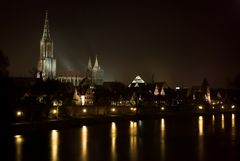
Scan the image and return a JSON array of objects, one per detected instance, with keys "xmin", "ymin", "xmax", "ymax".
[{"xmin": 198, "ymin": 106, "xmax": 203, "ymax": 110}]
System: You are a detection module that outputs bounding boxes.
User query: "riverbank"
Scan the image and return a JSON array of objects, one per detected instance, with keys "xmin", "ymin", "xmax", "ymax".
[{"xmin": 10, "ymin": 110, "xmax": 238, "ymax": 134}]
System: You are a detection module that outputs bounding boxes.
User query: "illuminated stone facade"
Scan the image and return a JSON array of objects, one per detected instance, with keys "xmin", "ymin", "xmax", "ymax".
[
  {"xmin": 88, "ymin": 56, "xmax": 104, "ymax": 85},
  {"xmin": 37, "ymin": 11, "xmax": 104, "ymax": 86},
  {"xmin": 57, "ymin": 73, "xmax": 83, "ymax": 86},
  {"xmin": 37, "ymin": 11, "xmax": 56, "ymax": 80},
  {"xmin": 72, "ymin": 87, "xmax": 94, "ymax": 106}
]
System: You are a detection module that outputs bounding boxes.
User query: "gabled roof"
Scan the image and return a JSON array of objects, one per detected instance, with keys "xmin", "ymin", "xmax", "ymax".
[
  {"xmin": 73, "ymin": 88, "xmax": 80, "ymax": 100},
  {"xmin": 132, "ymin": 75, "xmax": 145, "ymax": 84},
  {"xmin": 128, "ymin": 75, "xmax": 146, "ymax": 88},
  {"xmin": 147, "ymin": 82, "xmax": 169, "ymax": 92}
]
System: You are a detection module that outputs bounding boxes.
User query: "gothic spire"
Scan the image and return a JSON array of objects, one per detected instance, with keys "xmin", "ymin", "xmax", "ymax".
[
  {"xmin": 93, "ymin": 55, "xmax": 100, "ymax": 70},
  {"xmin": 42, "ymin": 10, "xmax": 51, "ymax": 41},
  {"xmin": 88, "ymin": 56, "xmax": 92, "ymax": 70}
]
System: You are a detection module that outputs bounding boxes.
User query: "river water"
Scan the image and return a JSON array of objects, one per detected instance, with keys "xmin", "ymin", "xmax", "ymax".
[{"xmin": 6, "ymin": 113, "xmax": 240, "ymax": 161}]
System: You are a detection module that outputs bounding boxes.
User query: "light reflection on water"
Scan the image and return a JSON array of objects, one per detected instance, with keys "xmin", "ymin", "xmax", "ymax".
[
  {"xmin": 160, "ymin": 118, "xmax": 165, "ymax": 160},
  {"xmin": 129, "ymin": 121, "xmax": 137, "ymax": 161},
  {"xmin": 11, "ymin": 114, "xmax": 240, "ymax": 161},
  {"xmin": 212, "ymin": 115, "xmax": 215, "ymax": 133},
  {"xmin": 232, "ymin": 114, "xmax": 235, "ymax": 128},
  {"xmin": 198, "ymin": 116, "xmax": 204, "ymax": 161},
  {"xmin": 198, "ymin": 116, "xmax": 203, "ymax": 137},
  {"xmin": 15, "ymin": 135, "xmax": 24, "ymax": 161},
  {"xmin": 221, "ymin": 114, "xmax": 225, "ymax": 130},
  {"xmin": 111, "ymin": 122, "xmax": 117, "ymax": 161},
  {"xmin": 232, "ymin": 114, "xmax": 236, "ymax": 141},
  {"xmin": 50, "ymin": 130, "xmax": 59, "ymax": 161},
  {"xmin": 81, "ymin": 125, "xmax": 88, "ymax": 161}
]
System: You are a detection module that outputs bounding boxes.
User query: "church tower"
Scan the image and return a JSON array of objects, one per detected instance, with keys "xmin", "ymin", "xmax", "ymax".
[
  {"xmin": 86, "ymin": 57, "xmax": 92, "ymax": 79},
  {"xmin": 86, "ymin": 56, "xmax": 104, "ymax": 85},
  {"xmin": 92, "ymin": 56, "xmax": 104, "ymax": 85},
  {"xmin": 37, "ymin": 11, "xmax": 56, "ymax": 80}
]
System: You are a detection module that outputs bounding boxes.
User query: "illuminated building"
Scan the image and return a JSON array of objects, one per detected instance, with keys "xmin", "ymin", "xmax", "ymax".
[
  {"xmin": 189, "ymin": 78, "xmax": 211, "ymax": 104},
  {"xmin": 73, "ymin": 88, "xmax": 81, "ymax": 105},
  {"xmin": 154, "ymin": 84, "xmax": 160, "ymax": 96},
  {"xmin": 90, "ymin": 56, "xmax": 104, "ymax": 85},
  {"xmin": 202, "ymin": 79, "xmax": 211, "ymax": 104},
  {"xmin": 128, "ymin": 75, "xmax": 146, "ymax": 88},
  {"xmin": 37, "ymin": 12, "xmax": 104, "ymax": 86},
  {"xmin": 57, "ymin": 72, "xmax": 83, "ymax": 86},
  {"xmin": 56, "ymin": 56, "xmax": 103, "ymax": 86},
  {"xmin": 72, "ymin": 87, "xmax": 94, "ymax": 106},
  {"xmin": 37, "ymin": 11, "xmax": 56, "ymax": 80},
  {"xmin": 84, "ymin": 87, "xmax": 94, "ymax": 105}
]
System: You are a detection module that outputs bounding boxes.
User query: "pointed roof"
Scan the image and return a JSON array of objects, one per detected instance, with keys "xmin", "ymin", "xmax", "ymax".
[
  {"xmin": 73, "ymin": 88, "xmax": 80, "ymax": 101},
  {"xmin": 154, "ymin": 84, "xmax": 159, "ymax": 96},
  {"xmin": 93, "ymin": 56, "xmax": 100, "ymax": 70},
  {"xmin": 42, "ymin": 11, "xmax": 51, "ymax": 41},
  {"xmin": 160, "ymin": 87, "xmax": 165, "ymax": 96},
  {"xmin": 217, "ymin": 91, "xmax": 222, "ymax": 99},
  {"xmin": 128, "ymin": 75, "xmax": 145, "ymax": 88},
  {"xmin": 88, "ymin": 57, "xmax": 92, "ymax": 70},
  {"xmin": 132, "ymin": 75, "xmax": 145, "ymax": 84}
]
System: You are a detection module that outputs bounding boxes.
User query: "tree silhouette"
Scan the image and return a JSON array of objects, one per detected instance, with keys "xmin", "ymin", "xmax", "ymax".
[
  {"xmin": 0, "ymin": 51, "xmax": 12, "ymax": 132},
  {"xmin": 0, "ymin": 50, "xmax": 9, "ymax": 77}
]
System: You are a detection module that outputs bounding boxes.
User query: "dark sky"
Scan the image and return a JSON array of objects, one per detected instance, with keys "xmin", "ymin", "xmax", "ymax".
[{"xmin": 1, "ymin": 0, "xmax": 240, "ymax": 87}]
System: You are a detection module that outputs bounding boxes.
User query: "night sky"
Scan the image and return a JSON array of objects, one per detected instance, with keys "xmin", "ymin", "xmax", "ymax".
[{"xmin": 1, "ymin": 0, "xmax": 240, "ymax": 87}]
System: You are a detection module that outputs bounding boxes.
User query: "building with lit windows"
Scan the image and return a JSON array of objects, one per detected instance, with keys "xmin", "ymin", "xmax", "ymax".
[
  {"xmin": 37, "ymin": 11, "xmax": 104, "ymax": 86},
  {"xmin": 37, "ymin": 11, "xmax": 56, "ymax": 80},
  {"xmin": 72, "ymin": 87, "xmax": 94, "ymax": 106},
  {"xmin": 57, "ymin": 72, "xmax": 83, "ymax": 86}
]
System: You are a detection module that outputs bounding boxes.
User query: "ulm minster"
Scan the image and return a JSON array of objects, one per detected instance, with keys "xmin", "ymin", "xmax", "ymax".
[
  {"xmin": 2, "ymin": 2, "xmax": 240, "ymax": 161},
  {"xmin": 37, "ymin": 11, "xmax": 104, "ymax": 86},
  {"xmin": 0, "ymin": 10, "xmax": 239, "ymax": 125}
]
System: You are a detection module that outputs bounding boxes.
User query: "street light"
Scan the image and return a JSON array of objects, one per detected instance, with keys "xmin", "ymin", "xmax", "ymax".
[
  {"xmin": 52, "ymin": 100, "xmax": 63, "ymax": 119},
  {"xmin": 52, "ymin": 109, "xmax": 57, "ymax": 114},
  {"xmin": 16, "ymin": 110, "xmax": 23, "ymax": 117},
  {"xmin": 111, "ymin": 108, "xmax": 116, "ymax": 112}
]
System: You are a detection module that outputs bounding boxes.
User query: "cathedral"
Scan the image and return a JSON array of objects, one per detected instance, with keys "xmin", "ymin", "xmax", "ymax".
[
  {"xmin": 37, "ymin": 11, "xmax": 104, "ymax": 86},
  {"xmin": 87, "ymin": 56, "xmax": 104, "ymax": 85},
  {"xmin": 37, "ymin": 11, "xmax": 56, "ymax": 80}
]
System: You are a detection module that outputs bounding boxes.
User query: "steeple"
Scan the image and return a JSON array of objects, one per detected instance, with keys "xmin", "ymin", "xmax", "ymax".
[
  {"xmin": 154, "ymin": 84, "xmax": 159, "ymax": 96},
  {"xmin": 37, "ymin": 11, "xmax": 56, "ymax": 80},
  {"xmin": 93, "ymin": 56, "xmax": 100, "ymax": 70},
  {"xmin": 90, "ymin": 55, "xmax": 104, "ymax": 85},
  {"xmin": 88, "ymin": 57, "xmax": 92, "ymax": 70},
  {"xmin": 42, "ymin": 10, "xmax": 51, "ymax": 41},
  {"xmin": 40, "ymin": 10, "xmax": 53, "ymax": 58}
]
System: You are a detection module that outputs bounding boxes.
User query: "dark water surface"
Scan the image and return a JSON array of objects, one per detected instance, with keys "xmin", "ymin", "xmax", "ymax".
[{"xmin": 6, "ymin": 113, "xmax": 240, "ymax": 161}]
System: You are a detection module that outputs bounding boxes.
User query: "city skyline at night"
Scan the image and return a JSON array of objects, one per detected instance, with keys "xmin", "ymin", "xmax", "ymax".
[{"xmin": 1, "ymin": 0, "xmax": 240, "ymax": 87}]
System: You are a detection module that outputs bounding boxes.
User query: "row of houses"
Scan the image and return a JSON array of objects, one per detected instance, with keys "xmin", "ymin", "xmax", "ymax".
[{"xmin": 72, "ymin": 75, "xmax": 238, "ymax": 108}]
